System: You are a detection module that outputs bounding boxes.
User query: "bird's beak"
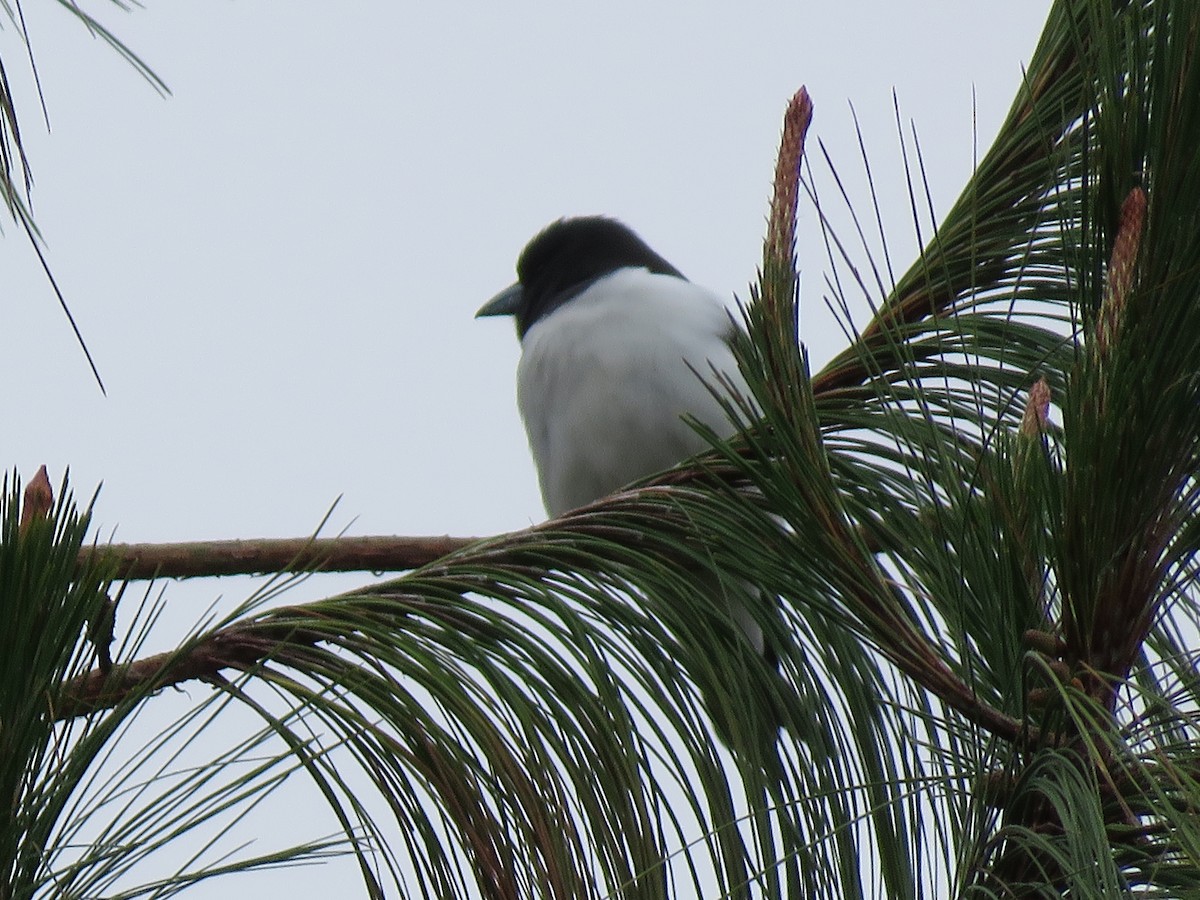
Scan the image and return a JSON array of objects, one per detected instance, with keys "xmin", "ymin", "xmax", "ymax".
[{"xmin": 475, "ymin": 282, "xmax": 524, "ymax": 318}]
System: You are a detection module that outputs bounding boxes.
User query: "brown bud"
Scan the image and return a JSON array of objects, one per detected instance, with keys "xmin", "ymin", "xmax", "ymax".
[
  {"xmin": 765, "ymin": 87, "xmax": 813, "ymax": 274},
  {"xmin": 1048, "ymin": 659, "xmax": 1071, "ymax": 683},
  {"xmin": 1019, "ymin": 378, "xmax": 1052, "ymax": 437},
  {"xmin": 1026, "ymin": 687, "xmax": 1052, "ymax": 708},
  {"xmin": 1095, "ymin": 186, "xmax": 1147, "ymax": 356},
  {"xmin": 20, "ymin": 465, "xmax": 53, "ymax": 533},
  {"xmin": 1023, "ymin": 627, "xmax": 1065, "ymax": 657}
]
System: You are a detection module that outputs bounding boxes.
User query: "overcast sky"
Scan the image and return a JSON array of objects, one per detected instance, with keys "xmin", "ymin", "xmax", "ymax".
[{"xmin": 3, "ymin": 1, "xmax": 1053, "ymax": 895}]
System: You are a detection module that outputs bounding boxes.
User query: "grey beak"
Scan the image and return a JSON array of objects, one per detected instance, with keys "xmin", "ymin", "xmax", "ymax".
[{"xmin": 475, "ymin": 282, "xmax": 524, "ymax": 318}]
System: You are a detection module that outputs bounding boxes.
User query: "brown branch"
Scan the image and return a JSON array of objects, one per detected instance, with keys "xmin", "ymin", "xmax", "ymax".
[
  {"xmin": 81, "ymin": 534, "xmax": 481, "ymax": 581},
  {"xmin": 54, "ymin": 619, "xmax": 324, "ymax": 720}
]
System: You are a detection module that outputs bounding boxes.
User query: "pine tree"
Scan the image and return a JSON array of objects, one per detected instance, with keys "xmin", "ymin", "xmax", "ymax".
[{"xmin": 4, "ymin": 0, "xmax": 1200, "ymax": 896}]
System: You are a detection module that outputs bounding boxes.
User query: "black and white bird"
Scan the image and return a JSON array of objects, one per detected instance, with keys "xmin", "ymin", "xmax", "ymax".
[{"xmin": 476, "ymin": 215, "xmax": 777, "ymax": 670}]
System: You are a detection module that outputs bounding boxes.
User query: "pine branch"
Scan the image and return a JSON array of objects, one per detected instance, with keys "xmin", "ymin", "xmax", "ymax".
[
  {"xmin": 54, "ymin": 563, "xmax": 1036, "ymax": 744},
  {"xmin": 80, "ymin": 534, "xmax": 481, "ymax": 580},
  {"xmin": 63, "ymin": 482, "xmax": 1036, "ymax": 754},
  {"xmin": 809, "ymin": 0, "xmax": 1093, "ymax": 399},
  {"xmin": 54, "ymin": 616, "xmax": 327, "ymax": 720}
]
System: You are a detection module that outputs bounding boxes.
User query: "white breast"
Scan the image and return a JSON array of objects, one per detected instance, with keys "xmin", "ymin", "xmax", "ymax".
[{"xmin": 516, "ymin": 268, "xmax": 748, "ymax": 517}]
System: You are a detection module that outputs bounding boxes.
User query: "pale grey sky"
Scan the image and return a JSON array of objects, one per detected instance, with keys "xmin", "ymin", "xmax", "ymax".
[{"xmin": 3, "ymin": 2, "xmax": 1053, "ymax": 895}]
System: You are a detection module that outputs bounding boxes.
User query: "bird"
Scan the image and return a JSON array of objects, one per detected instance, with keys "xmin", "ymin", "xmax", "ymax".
[
  {"xmin": 476, "ymin": 218, "xmax": 746, "ymax": 516},
  {"xmin": 476, "ymin": 216, "xmax": 787, "ymax": 757}
]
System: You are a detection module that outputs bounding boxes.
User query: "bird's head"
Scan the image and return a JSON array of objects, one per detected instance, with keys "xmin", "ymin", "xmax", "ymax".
[{"xmin": 475, "ymin": 216, "xmax": 685, "ymax": 338}]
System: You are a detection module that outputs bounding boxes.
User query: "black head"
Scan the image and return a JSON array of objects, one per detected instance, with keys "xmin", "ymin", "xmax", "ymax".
[{"xmin": 477, "ymin": 216, "xmax": 686, "ymax": 337}]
